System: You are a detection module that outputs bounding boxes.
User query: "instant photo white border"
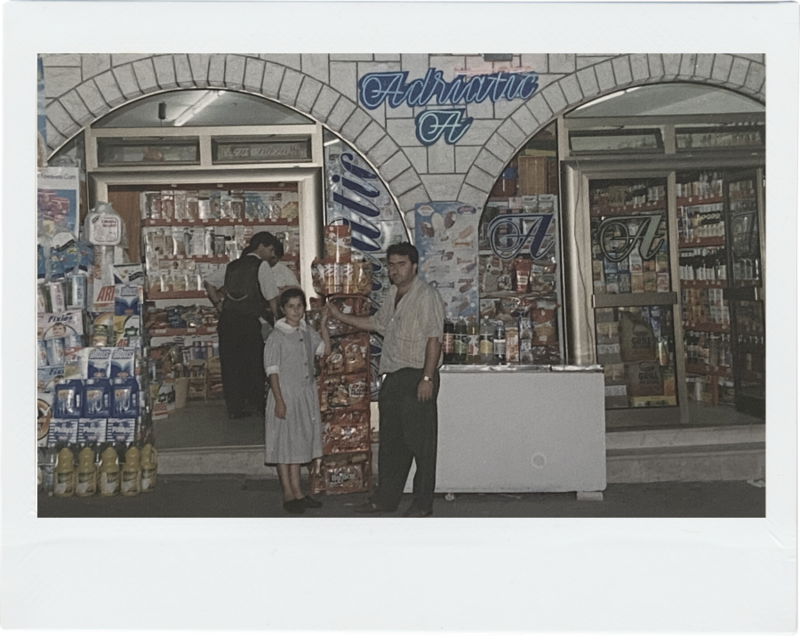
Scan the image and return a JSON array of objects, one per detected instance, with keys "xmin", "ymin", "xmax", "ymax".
[{"xmin": 3, "ymin": 2, "xmax": 798, "ymax": 632}]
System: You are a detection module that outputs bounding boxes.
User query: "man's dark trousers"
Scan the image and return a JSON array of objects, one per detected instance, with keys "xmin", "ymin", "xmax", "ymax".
[
  {"xmin": 218, "ymin": 310, "xmax": 266, "ymax": 417},
  {"xmin": 373, "ymin": 367, "xmax": 439, "ymax": 512}
]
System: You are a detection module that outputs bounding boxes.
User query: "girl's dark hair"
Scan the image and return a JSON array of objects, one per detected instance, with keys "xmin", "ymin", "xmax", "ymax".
[
  {"xmin": 279, "ymin": 286, "xmax": 306, "ymax": 308},
  {"xmin": 242, "ymin": 231, "xmax": 278, "ymax": 256},
  {"xmin": 387, "ymin": 241, "xmax": 419, "ymax": 265}
]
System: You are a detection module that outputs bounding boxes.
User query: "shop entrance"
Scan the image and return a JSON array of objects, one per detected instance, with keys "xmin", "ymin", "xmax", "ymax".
[{"xmin": 564, "ymin": 165, "xmax": 765, "ymax": 428}]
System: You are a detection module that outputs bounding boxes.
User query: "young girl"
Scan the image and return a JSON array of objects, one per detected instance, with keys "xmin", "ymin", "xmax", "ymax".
[{"xmin": 263, "ymin": 288, "xmax": 330, "ymax": 514}]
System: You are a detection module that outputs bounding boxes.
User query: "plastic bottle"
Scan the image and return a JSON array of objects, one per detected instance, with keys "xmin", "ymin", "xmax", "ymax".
[
  {"xmin": 466, "ymin": 317, "xmax": 480, "ymax": 364},
  {"xmin": 493, "ymin": 322, "xmax": 507, "ymax": 364},
  {"xmin": 442, "ymin": 319, "xmax": 455, "ymax": 364},
  {"xmin": 120, "ymin": 445, "xmax": 141, "ymax": 497},
  {"xmin": 479, "ymin": 319, "xmax": 494, "ymax": 364},
  {"xmin": 75, "ymin": 446, "xmax": 97, "ymax": 497},
  {"xmin": 140, "ymin": 443, "xmax": 158, "ymax": 493},
  {"xmin": 453, "ymin": 318, "xmax": 467, "ymax": 364},
  {"xmin": 54, "ymin": 447, "xmax": 75, "ymax": 497},
  {"xmin": 98, "ymin": 446, "xmax": 120, "ymax": 496}
]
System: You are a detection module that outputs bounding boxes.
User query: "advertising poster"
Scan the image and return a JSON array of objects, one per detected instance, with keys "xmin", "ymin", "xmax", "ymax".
[
  {"xmin": 37, "ymin": 167, "xmax": 80, "ymax": 236},
  {"xmin": 414, "ymin": 201, "xmax": 480, "ymax": 320}
]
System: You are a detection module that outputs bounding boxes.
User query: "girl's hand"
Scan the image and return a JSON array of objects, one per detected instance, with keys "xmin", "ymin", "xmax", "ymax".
[{"xmin": 274, "ymin": 399, "xmax": 287, "ymax": 420}]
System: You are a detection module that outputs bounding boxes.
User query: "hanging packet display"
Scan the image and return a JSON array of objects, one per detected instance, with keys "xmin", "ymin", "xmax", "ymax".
[
  {"xmin": 112, "ymin": 378, "xmax": 140, "ymax": 417},
  {"xmin": 53, "ymin": 379, "xmax": 83, "ymax": 418},
  {"xmin": 112, "ymin": 262, "xmax": 145, "ymax": 285},
  {"xmin": 82, "ymin": 379, "xmax": 112, "ymax": 418},
  {"xmin": 38, "ymin": 311, "xmax": 84, "ymax": 340},
  {"xmin": 107, "ymin": 418, "xmax": 137, "ymax": 444},
  {"xmin": 47, "ymin": 419, "xmax": 79, "ymax": 446},
  {"xmin": 110, "ymin": 347, "xmax": 136, "ymax": 379},
  {"xmin": 38, "ymin": 366, "xmax": 65, "ymax": 392},
  {"xmin": 78, "ymin": 418, "xmax": 107, "ymax": 445},
  {"xmin": 87, "ymin": 347, "xmax": 113, "ymax": 378},
  {"xmin": 115, "ymin": 284, "xmax": 142, "ymax": 317}
]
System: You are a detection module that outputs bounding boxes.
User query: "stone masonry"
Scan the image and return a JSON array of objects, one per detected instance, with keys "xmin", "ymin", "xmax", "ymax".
[{"xmin": 41, "ymin": 54, "xmax": 766, "ymax": 214}]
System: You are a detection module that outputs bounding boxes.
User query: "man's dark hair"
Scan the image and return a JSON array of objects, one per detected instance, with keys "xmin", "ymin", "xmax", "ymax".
[
  {"xmin": 279, "ymin": 286, "xmax": 306, "ymax": 309},
  {"xmin": 273, "ymin": 240, "xmax": 285, "ymax": 260},
  {"xmin": 386, "ymin": 241, "xmax": 419, "ymax": 265},
  {"xmin": 243, "ymin": 231, "xmax": 278, "ymax": 256}
]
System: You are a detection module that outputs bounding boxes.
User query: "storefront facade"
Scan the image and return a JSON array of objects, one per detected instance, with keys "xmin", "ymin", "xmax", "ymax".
[{"xmin": 38, "ymin": 53, "xmax": 767, "ymax": 484}]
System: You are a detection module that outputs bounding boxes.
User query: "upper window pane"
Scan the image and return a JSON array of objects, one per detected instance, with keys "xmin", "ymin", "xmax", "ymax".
[{"xmin": 93, "ymin": 90, "xmax": 314, "ymax": 128}]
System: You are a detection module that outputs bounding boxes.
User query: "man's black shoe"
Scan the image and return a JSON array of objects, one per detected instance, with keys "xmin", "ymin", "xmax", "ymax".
[{"xmin": 301, "ymin": 496, "xmax": 323, "ymax": 509}]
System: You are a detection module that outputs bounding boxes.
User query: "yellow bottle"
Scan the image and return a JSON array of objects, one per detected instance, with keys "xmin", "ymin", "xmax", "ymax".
[
  {"xmin": 120, "ymin": 445, "xmax": 141, "ymax": 497},
  {"xmin": 54, "ymin": 447, "xmax": 75, "ymax": 497},
  {"xmin": 98, "ymin": 446, "xmax": 120, "ymax": 496},
  {"xmin": 75, "ymin": 447, "xmax": 97, "ymax": 497},
  {"xmin": 140, "ymin": 443, "xmax": 158, "ymax": 493}
]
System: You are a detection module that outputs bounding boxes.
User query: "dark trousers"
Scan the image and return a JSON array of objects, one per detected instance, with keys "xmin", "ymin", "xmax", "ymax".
[
  {"xmin": 218, "ymin": 310, "xmax": 266, "ymax": 416},
  {"xmin": 373, "ymin": 367, "xmax": 439, "ymax": 512}
]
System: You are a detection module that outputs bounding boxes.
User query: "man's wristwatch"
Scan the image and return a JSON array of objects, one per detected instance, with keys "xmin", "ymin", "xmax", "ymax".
[{"xmin": 422, "ymin": 375, "xmax": 432, "ymax": 382}]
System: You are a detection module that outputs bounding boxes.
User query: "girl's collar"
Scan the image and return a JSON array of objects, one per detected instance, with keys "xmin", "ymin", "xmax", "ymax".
[{"xmin": 275, "ymin": 317, "xmax": 308, "ymax": 334}]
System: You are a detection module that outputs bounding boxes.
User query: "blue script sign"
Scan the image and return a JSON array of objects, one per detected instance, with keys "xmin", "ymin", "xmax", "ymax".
[
  {"xmin": 358, "ymin": 68, "xmax": 539, "ymax": 146},
  {"xmin": 488, "ymin": 212, "xmax": 557, "ymax": 260}
]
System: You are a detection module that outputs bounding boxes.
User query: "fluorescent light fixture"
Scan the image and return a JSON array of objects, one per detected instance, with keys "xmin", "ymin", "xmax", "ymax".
[{"xmin": 174, "ymin": 91, "xmax": 225, "ymax": 127}]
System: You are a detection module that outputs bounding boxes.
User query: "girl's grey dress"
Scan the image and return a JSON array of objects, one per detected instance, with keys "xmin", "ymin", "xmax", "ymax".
[{"xmin": 263, "ymin": 318, "xmax": 325, "ymax": 464}]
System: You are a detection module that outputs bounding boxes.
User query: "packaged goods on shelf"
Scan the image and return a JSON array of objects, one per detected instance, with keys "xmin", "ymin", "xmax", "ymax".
[
  {"xmin": 48, "ymin": 419, "xmax": 79, "ymax": 446},
  {"xmin": 321, "ymin": 408, "xmax": 371, "ymax": 455}
]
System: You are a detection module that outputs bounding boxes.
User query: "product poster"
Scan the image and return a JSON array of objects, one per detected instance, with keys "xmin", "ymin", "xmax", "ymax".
[
  {"xmin": 37, "ymin": 167, "xmax": 80, "ymax": 236},
  {"xmin": 414, "ymin": 201, "xmax": 480, "ymax": 320}
]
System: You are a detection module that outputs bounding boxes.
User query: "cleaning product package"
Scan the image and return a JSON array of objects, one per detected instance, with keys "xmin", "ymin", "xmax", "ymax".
[
  {"xmin": 82, "ymin": 378, "xmax": 112, "ymax": 418},
  {"xmin": 107, "ymin": 418, "xmax": 137, "ymax": 444},
  {"xmin": 48, "ymin": 419, "xmax": 79, "ymax": 446},
  {"xmin": 53, "ymin": 379, "xmax": 83, "ymax": 418}
]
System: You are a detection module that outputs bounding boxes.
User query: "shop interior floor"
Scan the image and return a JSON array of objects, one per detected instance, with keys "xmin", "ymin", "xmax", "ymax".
[{"xmin": 153, "ymin": 399, "xmax": 263, "ymax": 449}]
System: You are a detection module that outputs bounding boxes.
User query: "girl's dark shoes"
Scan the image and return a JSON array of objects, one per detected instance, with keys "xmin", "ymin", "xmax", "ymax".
[
  {"xmin": 283, "ymin": 499, "xmax": 305, "ymax": 514},
  {"xmin": 301, "ymin": 496, "xmax": 323, "ymax": 509}
]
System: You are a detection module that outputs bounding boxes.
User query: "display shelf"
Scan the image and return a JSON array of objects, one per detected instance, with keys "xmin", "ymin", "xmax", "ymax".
[
  {"xmin": 682, "ymin": 322, "xmax": 730, "ymax": 333},
  {"xmin": 146, "ymin": 326, "xmax": 218, "ymax": 336},
  {"xmin": 676, "ymin": 195, "xmax": 724, "ymax": 207},
  {"xmin": 678, "ymin": 237, "xmax": 725, "ymax": 248},
  {"xmin": 147, "ymin": 290, "xmax": 208, "ymax": 300},
  {"xmin": 142, "ymin": 218, "xmax": 298, "ymax": 227},
  {"xmin": 589, "ymin": 202, "xmax": 665, "ymax": 217},
  {"xmin": 679, "ymin": 279, "xmax": 726, "ymax": 289},
  {"xmin": 685, "ymin": 363, "xmax": 732, "ymax": 378}
]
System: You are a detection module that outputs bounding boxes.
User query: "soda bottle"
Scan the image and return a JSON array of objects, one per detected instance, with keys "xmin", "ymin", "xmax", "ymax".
[
  {"xmin": 453, "ymin": 318, "xmax": 467, "ymax": 364},
  {"xmin": 442, "ymin": 319, "xmax": 455, "ymax": 364},
  {"xmin": 493, "ymin": 322, "xmax": 507, "ymax": 364},
  {"xmin": 479, "ymin": 319, "xmax": 494, "ymax": 364},
  {"xmin": 466, "ymin": 317, "xmax": 480, "ymax": 364}
]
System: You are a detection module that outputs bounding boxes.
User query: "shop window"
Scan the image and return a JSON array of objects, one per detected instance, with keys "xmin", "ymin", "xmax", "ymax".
[
  {"xmin": 596, "ymin": 305, "xmax": 677, "ymax": 409},
  {"xmin": 476, "ymin": 122, "xmax": 564, "ymax": 365}
]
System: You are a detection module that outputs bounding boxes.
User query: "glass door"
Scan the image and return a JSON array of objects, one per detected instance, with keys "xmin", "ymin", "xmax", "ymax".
[
  {"xmin": 725, "ymin": 170, "xmax": 766, "ymax": 417},
  {"xmin": 588, "ymin": 177, "xmax": 681, "ymax": 418}
]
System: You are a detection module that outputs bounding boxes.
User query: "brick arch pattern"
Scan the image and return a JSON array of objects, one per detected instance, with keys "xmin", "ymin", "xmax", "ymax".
[
  {"xmin": 44, "ymin": 53, "xmax": 765, "ymax": 215},
  {"xmin": 458, "ymin": 53, "xmax": 766, "ymax": 210},
  {"xmin": 43, "ymin": 53, "xmax": 427, "ymax": 213}
]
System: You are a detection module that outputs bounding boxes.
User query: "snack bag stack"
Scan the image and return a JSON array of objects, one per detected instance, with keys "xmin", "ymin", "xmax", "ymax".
[{"xmin": 308, "ymin": 223, "xmax": 373, "ymax": 495}]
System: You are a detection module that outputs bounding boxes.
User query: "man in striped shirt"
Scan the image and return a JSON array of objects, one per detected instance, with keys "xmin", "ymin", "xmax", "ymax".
[{"xmin": 328, "ymin": 242, "xmax": 444, "ymax": 517}]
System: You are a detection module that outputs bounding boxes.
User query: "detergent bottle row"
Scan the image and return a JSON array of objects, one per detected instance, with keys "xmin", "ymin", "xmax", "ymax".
[{"xmin": 50, "ymin": 442, "xmax": 158, "ymax": 498}]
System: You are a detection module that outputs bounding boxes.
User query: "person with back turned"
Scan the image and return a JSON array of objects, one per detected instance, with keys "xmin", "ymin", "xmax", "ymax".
[
  {"xmin": 327, "ymin": 242, "xmax": 445, "ymax": 517},
  {"xmin": 204, "ymin": 232, "xmax": 280, "ymax": 419}
]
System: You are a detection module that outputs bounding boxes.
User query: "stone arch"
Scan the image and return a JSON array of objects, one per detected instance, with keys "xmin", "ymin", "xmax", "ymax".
[
  {"xmin": 44, "ymin": 53, "xmax": 427, "ymax": 212},
  {"xmin": 459, "ymin": 53, "xmax": 766, "ymax": 210}
]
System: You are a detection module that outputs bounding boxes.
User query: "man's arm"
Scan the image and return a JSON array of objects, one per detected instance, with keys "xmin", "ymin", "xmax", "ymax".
[
  {"xmin": 203, "ymin": 280, "xmax": 225, "ymax": 311},
  {"xmin": 327, "ymin": 303, "xmax": 374, "ymax": 332},
  {"xmin": 417, "ymin": 336, "xmax": 442, "ymax": 402}
]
